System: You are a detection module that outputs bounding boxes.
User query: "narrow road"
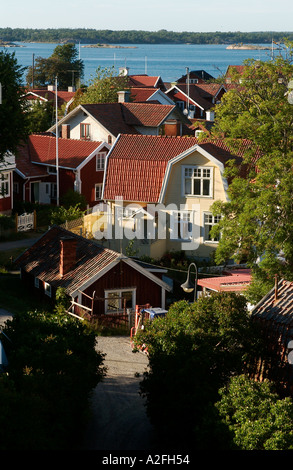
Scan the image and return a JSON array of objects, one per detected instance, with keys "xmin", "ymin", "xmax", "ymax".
[{"xmin": 82, "ymin": 335, "xmax": 154, "ymax": 451}]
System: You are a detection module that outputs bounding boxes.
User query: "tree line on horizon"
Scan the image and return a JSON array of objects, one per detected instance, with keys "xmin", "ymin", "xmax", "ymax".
[{"xmin": 1, "ymin": 28, "xmax": 293, "ymax": 45}]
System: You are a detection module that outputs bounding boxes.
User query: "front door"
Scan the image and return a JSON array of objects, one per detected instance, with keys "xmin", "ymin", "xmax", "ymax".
[{"xmin": 30, "ymin": 182, "xmax": 39, "ymax": 203}]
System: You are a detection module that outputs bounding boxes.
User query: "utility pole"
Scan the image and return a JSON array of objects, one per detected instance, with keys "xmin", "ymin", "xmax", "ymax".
[{"xmin": 55, "ymin": 76, "xmax": 60, "ymax": 207}]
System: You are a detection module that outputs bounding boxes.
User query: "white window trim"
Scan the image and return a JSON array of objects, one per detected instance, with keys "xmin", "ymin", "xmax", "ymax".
[
  {"xmin": 0, "ymin": 172, "xmax": 10, "ymax": 199},
  {"xmin": 182, "ymin": 165, "xmax": 213, "ymax": 198},
  {"xmin": 96, "ymin": 152, "xmax": 106, "ymax": 171},
  {"xmin": 104, "ymin": 288, "xmax": 136, "ymax": 314},
  {"xmin": 95, "ymin": 183, "xmax": 103, "ymax": 201},
  {"xmin": 44, "ymin": 282, "xmax": 52, "ymax": 297},
  {"xmin": 170, "ymin": 210, "xmax": 193, "ymax": 242},
  {"xmin": 203, "ymin": 212, "xmax": 221, "ymax": 243},
  {"xmin": 80, "ymin": 122, "xmax": 90, "ymax": 140}
]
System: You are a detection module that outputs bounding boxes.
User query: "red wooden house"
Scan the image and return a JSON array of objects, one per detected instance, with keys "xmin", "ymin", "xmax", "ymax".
[
  {"xmin": 0, "ymin": 153, "xmax": 16, "ymax": 214},
  {"xmin": 14, "ymin": 134, "xmax": 110, "ymax": 207},
  {"xmin": 165, "ymin": 83, "xmax": 226, "ymax": 121},
  {"xmin": 16, "ymin": 225, "xmax": 171, "ymax": 319}
]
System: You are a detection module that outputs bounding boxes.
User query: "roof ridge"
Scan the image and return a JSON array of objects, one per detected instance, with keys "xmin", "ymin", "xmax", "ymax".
[{"xmin": 29, "ymin": 134, "xmax": 102, "ymax": 145}]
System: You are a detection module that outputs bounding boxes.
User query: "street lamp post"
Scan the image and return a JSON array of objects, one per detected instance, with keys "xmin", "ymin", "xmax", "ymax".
[{"xmin": 181, "ymin": 262, "xmax": 198, "ymax": 302}]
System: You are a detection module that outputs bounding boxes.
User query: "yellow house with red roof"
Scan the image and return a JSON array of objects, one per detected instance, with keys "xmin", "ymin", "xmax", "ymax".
[{"xmin": 100, "ymin": 134, "xmax": 246, "ymax": 260}]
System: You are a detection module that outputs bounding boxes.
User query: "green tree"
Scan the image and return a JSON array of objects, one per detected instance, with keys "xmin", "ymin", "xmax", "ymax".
[
  {"xmin": 50, "ymin": 203, "xmax": 85, "ymax": 225},
  {"xmin": 25, "ymin": 100, "xmax": 54, "ymax": 133},
  {"xmin": 0, "ymin": 308, "xmax": 105, "ymax": 450},
  {"xmin": 0, "ymin": 51, "xmax": 27, "ymax": 160},
  {"xmin": 208, "ymin": 44, "xmax": 293, "ymax": 301},
  {"xmin": 216, "ymin": 375, "xmax": 293, "ymax": 450},
  {"xmin": 26, "ymin": 43, "xmax": 84, "ymax": 89},
  {"xmin": 72, "ymin": 66, "xmax": 130, "ymax": 107},
  {"xmin": 134, "ymin": 293, "xmax": 262, "ymax": 449}
]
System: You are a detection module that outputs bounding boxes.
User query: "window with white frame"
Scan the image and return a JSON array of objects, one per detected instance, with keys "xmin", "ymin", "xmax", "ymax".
[
  {"xmin": 95, "ymin": 183, "xmax": 103, "ymax": 201},
  {"xmin": 183, "ymin": 166, "xmax": 212, "ymax": 197},
  {"xmin": 171, "ymin": 210, "xmax": 193, "ymax": 240},
  {"xmin": 96, "ymin": 152, "xmax": 106, "ymax": 171},
  {"xmin": 44, "ymin": 282, "xmax": 52, "ymax": 297},
  {"xmin": 34, "ymin": 277, "xmax": 40, "ymax": 288},
  {"xmin": 204, "ymin": 213, "xmax": 221, "ymax": 242},
  {"xmin": 80, "ymin": 123, "xmax": 90, "ymax": 140},
  {"xmin": 105, "ymin": 288, "xmax": 135, "ymax": 313},
  {"xmin": 0, "ymin": 172, "xmax": 10, "ymax": 198}
]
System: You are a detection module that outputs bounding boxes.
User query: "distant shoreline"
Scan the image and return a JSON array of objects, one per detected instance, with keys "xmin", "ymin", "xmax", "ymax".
[
  {"xmin": 0, "ymin": 41, "xmax": 24, "ymax": 47},
  {"xmin": 1, "ymin": 29, "xmax": 292, "ymax": 46},
  {"xmin": 81, "ymin": 44, "xmax": 137, "ymax": 49}
]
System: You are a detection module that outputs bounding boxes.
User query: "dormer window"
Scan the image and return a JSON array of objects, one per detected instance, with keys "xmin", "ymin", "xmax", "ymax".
[
  {"xmin": 182, "ymin": 166, "xmax": 213, "ymax": 197},
  {"xmin": 80, "ymin": 123, "xmax": 90, "ymax": 140}
]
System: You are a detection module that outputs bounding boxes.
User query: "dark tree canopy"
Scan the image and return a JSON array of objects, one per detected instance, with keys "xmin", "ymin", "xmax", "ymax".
[
  {"xmin": 0, "ymin": 51, "xmax": 27, "ymax": 160},
  {"xmin": 206, "ymin": 43, "xmax": 293, "ymax": 301}
]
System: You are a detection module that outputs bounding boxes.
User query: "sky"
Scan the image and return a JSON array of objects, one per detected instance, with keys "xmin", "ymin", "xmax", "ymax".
[{"xmin": 1, "ymin": 0, "xmax": 293, "ymax": 32}]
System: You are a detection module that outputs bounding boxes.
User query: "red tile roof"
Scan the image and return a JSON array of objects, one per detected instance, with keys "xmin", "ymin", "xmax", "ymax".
[
  {"xmin": 16, "ymin": 225, "xmax": 170, "ymax": 296},
  {"xmin": 198, "ymin": 269, "xmax": 252, "ymax": 292},
  {"xmin": 128, "ymin": 75, "xmax": 162, "ymax": 88},
  {"xmin": 251, "ymin": 278, "xmax": 293, "ymax": 388},
  {"xmin": 103, "ymin": 134, "xmax": 245, "ymax": 203},
  {"xmin": 82, "ymin": 102, "xmax": 176, "ymax": 136},
  {"xmin": 130, "ymin": 87, "xmax": 160, "ymax": 102},
  {"xmin": 16, "ymin": 225, "xmax": 120, "ymax": 296},
  {"xmin": 20, "ymin": 134, "xmax": 103, "ymax": 170},
  {"xmin": 225, "ymin": 65, "xmax": 247, "ymax": 76},
  {"xmin": 167, "ymin": 85, "xmax": 214, "ymax": 110},
  {"xmin": 24, "ymin": 89, "xmax": 75, "ymax": 106},
  {"xmin": 15, "ymin": 142, "xmax": 49, "ymax": 178},
  {"xmin": 193, "ymin": 83, "xmax": 224, "ymax": 97},
  {"xmin": 123, "ymin": 102, "xmax": 175, "ymax": 126}
]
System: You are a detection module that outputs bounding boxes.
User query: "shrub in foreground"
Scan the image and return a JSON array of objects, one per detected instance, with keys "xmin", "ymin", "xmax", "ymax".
[{"xmin": 0, "ymin": 309, "xmax": 106, "ymax": 450}]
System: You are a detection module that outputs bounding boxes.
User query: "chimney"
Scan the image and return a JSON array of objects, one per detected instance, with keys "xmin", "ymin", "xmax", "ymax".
[
  {"xmin": 164, "ymin": 120, "xmax": 181, "ymax": 137},
  {"xmin": 68, "ymin": 86, "xmax": 76, "ymax": 92},
  {"xmin": 61, "ymin": 124, "xmax": 70, "ymax": 139},
  {"xmin": 60, "ymin": 237, "xmax": 77, "ymax": 277},
  {"xmin": 117, "ymin": 90, "xmax": 130, "ymax": 103},
  {"xmin": 47, "ymin": 84, "xmax": 55, "ymax": 91}
]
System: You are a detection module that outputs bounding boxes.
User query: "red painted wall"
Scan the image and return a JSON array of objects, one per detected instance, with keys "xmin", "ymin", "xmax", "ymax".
[
  {"xmin": 82, "ymin": 260, "xmax": 162, "ymax": 315},
  {"xmin": 80, "ymin": 146, "xmax": 108, "ymax": 206},
  {"xmin": 0, "ymin": 172, "xmax": 13, "ymax": 212}
]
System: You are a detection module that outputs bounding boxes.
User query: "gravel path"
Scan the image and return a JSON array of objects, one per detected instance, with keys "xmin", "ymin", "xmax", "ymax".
[{"xmin": 82, "ymin": 335, "xmax": 154, "ymax": 451}]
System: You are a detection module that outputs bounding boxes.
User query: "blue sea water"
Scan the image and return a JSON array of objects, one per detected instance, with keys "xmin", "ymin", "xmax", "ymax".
[{"xmin": 8, "ymin": 41, "xmax": 274, "ymax": 84}]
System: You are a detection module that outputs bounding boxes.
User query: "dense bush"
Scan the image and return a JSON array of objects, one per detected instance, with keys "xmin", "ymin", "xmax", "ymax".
[
  {"xmin": 216, "ymin": 375, "xmax": 293, "ymax": 450},
  {"xmin": 134, "ymin": 293, "xmax": 263, "ymax": 450},
  {"xmin": 0, "ymin": 308, "xmax": 106, "ymax": 450}
]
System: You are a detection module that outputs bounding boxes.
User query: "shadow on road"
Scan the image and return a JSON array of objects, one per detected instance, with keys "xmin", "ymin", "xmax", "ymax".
[{"xmin": 82, "ymin": 374, "xmax": 154, "ymax": 451}]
